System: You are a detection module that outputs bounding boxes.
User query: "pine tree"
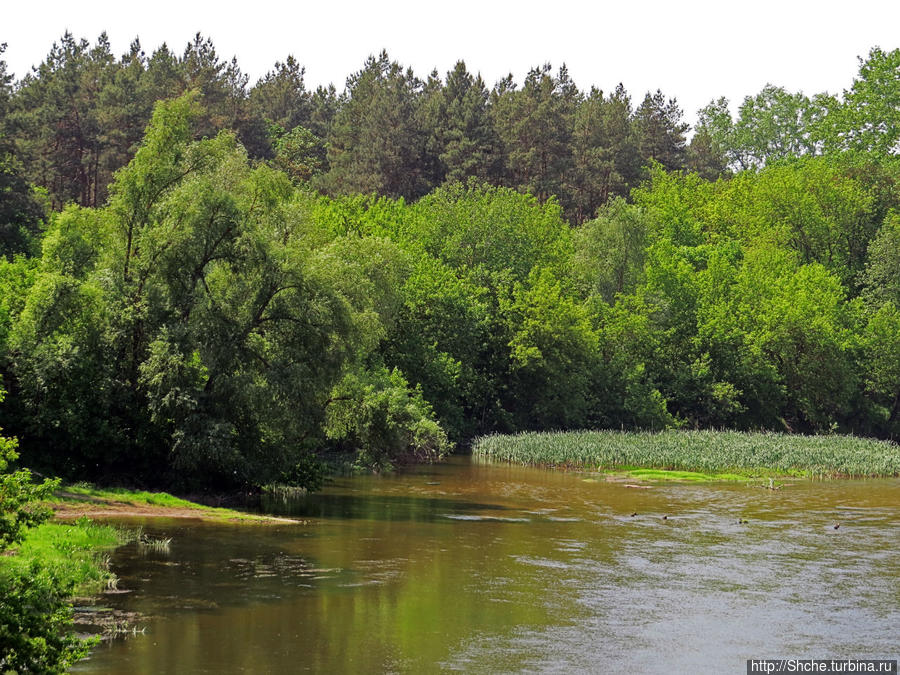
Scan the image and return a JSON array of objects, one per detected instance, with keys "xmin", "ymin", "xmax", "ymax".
[
  {"xmin": 634, "ymin": 89, "xmax": 688, "ymax": 172},
  {"xmin": 250, "ymin": 55, "xmax": 312, "ymax": 132},
  {"xmin": 424, "ymin": 61, "xmax": 500, "ymax": 185},
  {"xmin": 492, "ymin": 64, "xmax": 579, "ymax": 203},
  {"xmin": 11, "ymin": 33, "xmax": 111, "ymax": 207},
  {"xmin": 322, "ymin": 51, "xmax": 429, "ymax": 199},
  {"xmin": 567, "ymin": 85, "xmax": 640, "ymax": 222}
]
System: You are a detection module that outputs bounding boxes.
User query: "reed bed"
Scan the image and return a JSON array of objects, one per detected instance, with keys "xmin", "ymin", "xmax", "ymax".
[{"xmin": 472, "ymin": 430, "xmax": 900, "ymax": 478}]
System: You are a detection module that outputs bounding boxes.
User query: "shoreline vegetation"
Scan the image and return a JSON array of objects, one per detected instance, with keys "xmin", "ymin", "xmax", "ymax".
[
  {"xmin": 3, "ymin": 518, "xmax": 131, "ymax": 596},
  {"xmin": 472, "ymin": 430, "xmax": 900, "ymax": 480}
]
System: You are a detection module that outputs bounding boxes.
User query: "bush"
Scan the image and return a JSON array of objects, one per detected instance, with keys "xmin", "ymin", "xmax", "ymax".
[
  {"xmin": 1, "ymin": 388, "xmax": 94, "ymax": 672},
  {"xmin": 0, "ymin": 563, "xmax": 93, "ymax": 673}
]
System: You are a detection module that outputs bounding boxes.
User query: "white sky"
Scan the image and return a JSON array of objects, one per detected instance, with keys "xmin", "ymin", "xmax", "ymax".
[{"xmin": 4, "ymin": 0, "xmax": 899, "ymax": 126}]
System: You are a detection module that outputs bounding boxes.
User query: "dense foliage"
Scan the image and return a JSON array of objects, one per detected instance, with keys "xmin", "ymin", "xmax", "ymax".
[
  {"xmin": 0, "ymin": 38, "xmax": 898, "ymax": 491},
  {"xmin": 2, "ymin": 94, "xmax": 452, "ymax": 488}
]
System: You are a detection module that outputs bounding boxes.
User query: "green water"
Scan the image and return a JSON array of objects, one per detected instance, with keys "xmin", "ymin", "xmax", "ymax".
[{"xmin": 74, "ymin": 456, "xmax": 899, "ymax": 673}]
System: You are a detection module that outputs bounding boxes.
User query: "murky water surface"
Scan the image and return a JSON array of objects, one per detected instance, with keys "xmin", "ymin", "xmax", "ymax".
[{"xmin": 75, "ymin": 456, "xmax": 899, "ymax": 673}]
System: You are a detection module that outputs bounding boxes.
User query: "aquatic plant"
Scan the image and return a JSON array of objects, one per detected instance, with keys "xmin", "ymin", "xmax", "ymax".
[
  {"xmin": 137, "ymin": 531, "xmax": 173, "ymax": 554},
  {"xmin": 472, "ymin": 430, "xmax": 900, "ymax": 478}
]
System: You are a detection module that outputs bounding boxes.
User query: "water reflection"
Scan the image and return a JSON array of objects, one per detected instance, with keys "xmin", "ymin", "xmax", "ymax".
[
  {"xmin": 76, "ymin": 457, "xmax": 900, "ymax": 673},
  {"xmin": 262, "ymin": 491, "xmax": 513, "ymax": 521}
]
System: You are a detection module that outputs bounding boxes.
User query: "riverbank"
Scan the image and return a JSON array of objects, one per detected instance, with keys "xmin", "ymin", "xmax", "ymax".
[
  {"xmin": 0, "ymin": 484, "xmax": 302, "ymax": 666},
  {"xmin": 473, "ymin": 429, "xmax": 900, "ymax": 480},
  {"xmin": 51, "ymin": 486, "xmax": 304, "ymax": 524}
]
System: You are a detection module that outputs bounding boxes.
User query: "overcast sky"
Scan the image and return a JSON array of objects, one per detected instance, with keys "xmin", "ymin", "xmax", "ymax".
[{"xmin": 4, "ymin": 0, "xmax": 899, "ymax": 126}]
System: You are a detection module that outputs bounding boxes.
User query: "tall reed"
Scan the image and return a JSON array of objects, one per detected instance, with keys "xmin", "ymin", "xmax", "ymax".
[{"xmin": 472, "ymin": 430, "xmax": 900, "ymax": 478}]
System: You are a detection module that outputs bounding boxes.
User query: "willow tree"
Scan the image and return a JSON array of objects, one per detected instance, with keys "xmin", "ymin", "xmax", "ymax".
[{"xmin": 10, "ymin": 94, "xmax": 364, "ymax": 485}]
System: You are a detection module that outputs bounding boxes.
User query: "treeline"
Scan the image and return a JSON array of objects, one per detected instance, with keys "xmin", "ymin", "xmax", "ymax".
[
  {"xmin": 3, "ymin": 35, "xmax": 897, "ymax": 239},
  {"xmin": 3, "ymin": 34, "xmax": 896, "ymax": 232},
  {"xmin": 0, "ymin": 33, "xmax": 700, "ymax": 225},
  {"xmin": 0, "ymin": 38, "xmax": 898, "ymax": 490},
  {"xmin": 0, "ymin": 32, "xmax": 741, "ymax": 228}
]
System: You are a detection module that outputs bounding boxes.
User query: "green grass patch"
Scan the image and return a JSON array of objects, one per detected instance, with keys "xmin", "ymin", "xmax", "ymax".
[
  {"xmin": 1, "ymin": 517, "xmax": 132, "ymax": 594},
  {"xmin": 614, "ymin": 468, "xmax": 749, "ymax": 482},
  {"xmin": 53, "ymin": 484, "xmax": 286, "ymax": 523},
  {"xmin": 473, "ymin": 429, "xmax": 900, "ymax": 479},
  {"xmin": 58, "ymin": 485, "xmax": 216, "ymax": 509}
]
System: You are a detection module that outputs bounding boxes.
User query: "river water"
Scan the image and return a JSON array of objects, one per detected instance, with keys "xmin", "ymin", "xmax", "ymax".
[{"xmin": 75, "ymin": 456, "xmax": 899, "ymax": 673}]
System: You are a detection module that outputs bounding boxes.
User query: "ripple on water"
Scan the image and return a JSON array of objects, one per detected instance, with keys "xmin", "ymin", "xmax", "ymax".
[
  {"xmin": 440, "ymin": 514, "xmax": 531, "ymax": 522},
  {"xmin": 226, "ymin": 553, "xmax": 340, "ymax": 583}
]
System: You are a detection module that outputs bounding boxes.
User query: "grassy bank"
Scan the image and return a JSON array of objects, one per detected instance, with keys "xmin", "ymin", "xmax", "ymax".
[
  {"xmin": 51, "ymin": 485, "xmax": 302, "ymax": 523},
  {"xmin": 472, "ymin": 430, "xmax": 900, "ymax": 479},
  {"xmin": 1, "ymin": 517, "xmax": 132, "ymax": 594}
]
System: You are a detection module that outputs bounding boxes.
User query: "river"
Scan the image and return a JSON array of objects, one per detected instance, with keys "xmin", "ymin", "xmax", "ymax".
[{"xmin": 74, "ymin": 455, "xmax": 899, "ymax": 673}]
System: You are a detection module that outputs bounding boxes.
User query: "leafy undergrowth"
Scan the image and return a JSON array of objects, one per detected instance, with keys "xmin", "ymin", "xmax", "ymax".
[{"xmin": 473, "ymin": 429, "xmax": 900, "ymax": 480}]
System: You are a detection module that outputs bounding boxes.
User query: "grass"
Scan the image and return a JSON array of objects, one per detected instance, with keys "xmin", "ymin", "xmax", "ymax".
[
  {"xmin": 52, "ymin": 484, "xmax": 286, "ymax": 523},
  {"xmin": 616, "ymin": 468, "xmax": 750, "ymax": 482},
  {"xmin": 59, "ymin": 485, "xmax": 222, "ymax": 509},
  {"xmin": 472, "ymin": 429, "xmax": 900, "ymax": 480},
  {"xmin": 137, "ymin": 530, "xmax": 173, "ymax": 553},
  {"xmin": 1, "ymin": 517, "xmax": 133, "ymax": 594}
]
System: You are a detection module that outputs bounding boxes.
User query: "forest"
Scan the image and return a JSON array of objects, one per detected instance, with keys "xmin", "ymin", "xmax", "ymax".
[{"xmin": 0, "ymin": 34, "xmax": 899, "ymax": 493}]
